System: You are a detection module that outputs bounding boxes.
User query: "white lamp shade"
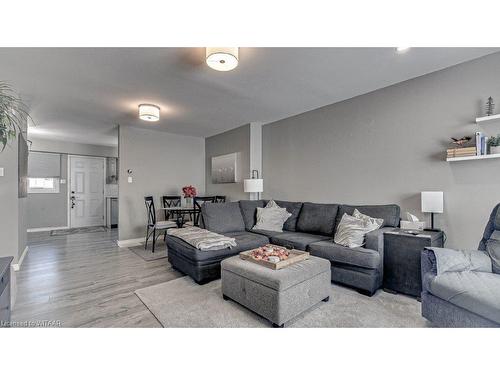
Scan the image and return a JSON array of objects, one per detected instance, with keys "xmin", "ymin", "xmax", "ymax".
[
  {"xmin": 206, "ymin": 47, "xmax": 239, "ymax": 71},
  {"xmin": 421, "ymin": 191, "xmax": 444, "ymax": 213},
  {"xmin": 244, "ymin": 178, "xmax": 263, "ymax": 193},
  {"xmin": 139, "ymin": 104, "xmax": 160, "ymax": 122}
]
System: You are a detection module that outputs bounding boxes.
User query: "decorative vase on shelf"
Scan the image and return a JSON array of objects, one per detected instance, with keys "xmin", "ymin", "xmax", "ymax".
[
  {"xmin": 184, "ymin": 197, "xmax": 193, "ymax": 207},
  {"xmin": 490, "ymin": 146, "xmax": 500, "ymax": 155}
]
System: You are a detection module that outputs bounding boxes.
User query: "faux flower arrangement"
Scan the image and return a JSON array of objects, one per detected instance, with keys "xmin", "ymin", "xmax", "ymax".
[{"xmin": 182, "ymin": 185, "xmax": 197, "ymax": 198}]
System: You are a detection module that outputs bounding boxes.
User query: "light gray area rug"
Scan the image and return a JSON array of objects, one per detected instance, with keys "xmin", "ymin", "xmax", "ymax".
[
  {"xmin": 50, "ymin": 226, "xmax": 107, "ymax": 236},
  {"xmin": 128, "ymin": 243, "xmax": 168, "ymax": 261},
  {"xmin": 135, "ymin": 276, "xmax": 429, "ymax": 328}
]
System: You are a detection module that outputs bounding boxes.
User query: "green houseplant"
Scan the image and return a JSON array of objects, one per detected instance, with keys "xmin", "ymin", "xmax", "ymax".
[
  {"xmin": 0, "ymin": 81, "xmax": 31, "ymax": 152},
  {"xmin": 488, "ymin": 135, "xmax": 500, "ymax": 155}
]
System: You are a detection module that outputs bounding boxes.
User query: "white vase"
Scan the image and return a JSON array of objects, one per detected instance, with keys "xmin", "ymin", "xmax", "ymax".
[{"xmin": 490, "ymin": 146, "xmax": 500, "ymax": 154}]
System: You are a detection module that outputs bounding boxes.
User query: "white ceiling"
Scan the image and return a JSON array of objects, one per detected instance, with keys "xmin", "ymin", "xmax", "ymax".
[{"xmin": 0, "ymin": 48, "xmax": 498, "ymax": 146}]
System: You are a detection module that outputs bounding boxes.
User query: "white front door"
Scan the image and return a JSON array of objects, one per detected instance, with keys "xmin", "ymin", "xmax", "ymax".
[{"xmin": 69, "ymin": 156, "xmax": 105, "ymax": 228}]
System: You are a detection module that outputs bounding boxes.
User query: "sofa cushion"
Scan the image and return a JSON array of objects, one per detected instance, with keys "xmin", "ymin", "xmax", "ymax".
[
  {"xmin": 273, "ymin": 200, "xmax": 303, "ymax": 231},
  {"xmin": 166, "ymin": 231, "xmax": 268, "ymax": 262},
  {"xmin": 239, "ymin": 200, "xmax": 265, "ymax": 230},
  {"xmin": 336, "ymin": 204, "xmax": 400, "ymax": 229},
  {"xmin": 429, "ymin": 271, "xmax": 500, "ymax": 324},
  {"xmin": 296, "ymin": 202, "xmax": 339, "ymax": 236},
  {"xmin": 268, "ymin": 231, "xmax": 330, "ymax": 250},
  {"xmin": 308, "ymin": 240, "xmax": 380, "ymax": 269},
  {"xmin": 201, "ymin": 202, "xmax": 245, "ymax": 233}
]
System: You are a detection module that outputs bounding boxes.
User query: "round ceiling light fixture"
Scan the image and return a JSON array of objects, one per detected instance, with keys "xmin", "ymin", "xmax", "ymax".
[
  {"xmin": 206, "ymin": 47, "xmax": 239, "ymax": 71},
  {"xmin": 138, "ymin": 104, "xmax": 160, "ymax": 122},
  {"xmin": 396, "ymin": 47, "xmax": 411, "ymax": 53}
]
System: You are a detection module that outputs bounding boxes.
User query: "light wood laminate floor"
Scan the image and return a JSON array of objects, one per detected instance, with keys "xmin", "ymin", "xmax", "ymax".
[{"xmin": 12, "ymin": 229, "xmax": 182, "ymax": 327}]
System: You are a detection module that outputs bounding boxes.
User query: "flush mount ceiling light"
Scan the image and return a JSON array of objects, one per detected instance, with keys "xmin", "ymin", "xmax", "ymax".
[
  {"xmin": 138, "ymin": 104, "xmax": 160, "ymax": 122},
  {"xmin": 396, "ymin": 47, "xmax": 411, "ymax": 53},
  {"xmin": 206, "ymin": 47, "xmax": 239, "ymax": 71}
]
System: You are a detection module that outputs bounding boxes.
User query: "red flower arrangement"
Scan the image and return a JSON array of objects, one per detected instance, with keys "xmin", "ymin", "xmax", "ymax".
[{"xmin": 182, "ymin": 185, "xmax": 197, "ymax": 198}]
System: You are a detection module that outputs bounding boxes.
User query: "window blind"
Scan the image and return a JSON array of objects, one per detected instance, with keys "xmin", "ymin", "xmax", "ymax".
[{"xmin": 28, "ymin": 152, "xmax": 61, "ymax": 178}]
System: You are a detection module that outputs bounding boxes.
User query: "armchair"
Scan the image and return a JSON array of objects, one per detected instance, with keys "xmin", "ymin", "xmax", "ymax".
[{"xmin": 421, "ymin": 203, "xmax": 500, "ymax": 327}]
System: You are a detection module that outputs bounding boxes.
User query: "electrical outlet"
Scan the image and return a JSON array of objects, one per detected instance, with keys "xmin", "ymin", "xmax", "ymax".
[{"xmin": 0, "ymin": 167, "xmax": 4, "ymax": 177}]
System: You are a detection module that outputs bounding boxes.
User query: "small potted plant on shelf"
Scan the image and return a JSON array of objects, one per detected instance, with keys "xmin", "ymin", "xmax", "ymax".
[
  {"xmin": 182, "ymin": 185, "xmax": 197, "ymax": 206},
  {"xmin": 488, "ymin": 135, "xmax": 500, "ymax": 154}
]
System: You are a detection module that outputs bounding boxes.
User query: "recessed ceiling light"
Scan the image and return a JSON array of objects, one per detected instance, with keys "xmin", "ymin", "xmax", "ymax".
[
  {"xmin": 396, "ymin": 47, "xmax": 411, "ymax": 53},
  {"xmin": 138, "ymin": 104, "xmax": 160, "ymax": 122},
  {"xmin": 206, "ymin": 47, "xmax": 239, "ymax": 71}
]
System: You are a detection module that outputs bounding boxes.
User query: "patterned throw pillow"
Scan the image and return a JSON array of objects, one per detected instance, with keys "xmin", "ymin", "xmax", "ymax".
[
  {"xmin": 334, "ymin": 211, "xmax": 383, "ymax": 248},
  {"xmin": 252, "ymin": 200, "xmax": 292, "ymax": 232},
  {"xmin": 353, "ymin": 209, "xmax": 384, "ymax": 228}
]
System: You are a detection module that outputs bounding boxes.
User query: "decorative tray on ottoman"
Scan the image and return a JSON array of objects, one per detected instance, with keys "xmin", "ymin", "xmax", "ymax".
[{"xmin": 239, "ymin": 244, "xmax": 309, "ymax": 270}]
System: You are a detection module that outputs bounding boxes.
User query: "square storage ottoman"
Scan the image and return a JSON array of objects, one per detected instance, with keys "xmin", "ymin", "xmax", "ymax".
[{"xmin": 221, "ymin": 255, "xmax": 331, "ymax": 327}]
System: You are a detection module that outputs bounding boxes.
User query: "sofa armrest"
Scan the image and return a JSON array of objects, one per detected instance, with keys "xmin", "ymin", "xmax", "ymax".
[{"xmin": 364, "ymin": 227, "xmax": 395, "ymax": 253}]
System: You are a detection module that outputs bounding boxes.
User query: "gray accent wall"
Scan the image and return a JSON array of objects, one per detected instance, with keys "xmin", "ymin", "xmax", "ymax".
[
  {"xmin": 205, "ymin": 124, "xmax": 251, "ymax": 201},
  {"xmin": 118, "ymin": 126, "xmax": 205, "ymax": 241},
  {"xmin": 263, "ymin": 52, "xmax": 500, "ymax": 249},
  {"xmin": 27, "ymin": 155, "xmax": 68, "ymax": 229},
  {"xmin": 27, "ymin": 139, "xmax": 118, "ymax": 229},
  {"xmin": 29, "ymin": 137, "xmax": 118, "ymax": 157}
]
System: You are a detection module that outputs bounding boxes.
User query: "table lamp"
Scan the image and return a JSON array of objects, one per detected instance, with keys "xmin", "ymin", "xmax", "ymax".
[
  {"xmin": 244, "ymin": 170, "xmax": 263, "ymax": 200},
  {"xmin": 421, "ymin": 191, "xmax": 443, "ymax": 231}
]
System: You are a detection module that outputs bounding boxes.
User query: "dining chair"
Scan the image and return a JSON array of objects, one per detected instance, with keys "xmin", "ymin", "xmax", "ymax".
[
  {"xmin": 186, "ymin": 196, "xmax": 216, "ymax": 226},
  {"xmin": 161, "ymin": 195, "xmax": 181, "ymax": 221},
  {"xmin": 215, "ymin": 195, "xmax": 226, "ymax": 203},
  {"xmin": 144, "ymin": 196, "xmax": 177, "ymax": 252}
]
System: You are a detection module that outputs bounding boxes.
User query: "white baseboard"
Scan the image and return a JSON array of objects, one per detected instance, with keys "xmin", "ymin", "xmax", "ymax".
[
  {"xmin": 116, "ymin": 237, "xmax": 144, "ymax": 247},
  {"xmin": 12, "ymin": 245, "xmax": 29, "ymax": 271},
  {"xmin": 27, "ymin": 226, "xmax": 69, "ymax": 233}
]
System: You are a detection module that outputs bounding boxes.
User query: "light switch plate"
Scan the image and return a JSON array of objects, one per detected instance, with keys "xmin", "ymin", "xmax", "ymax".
[
  {"xmin": 60, "ymin": 179, "xmax": 66, "ymax": 184},
  {"xmin": 127, "ymin": 176, "xmax": 133, "ymax": 183},
  {"xmin": 0, "ymin": 167, "xmax": 4, "ymax": 177}
]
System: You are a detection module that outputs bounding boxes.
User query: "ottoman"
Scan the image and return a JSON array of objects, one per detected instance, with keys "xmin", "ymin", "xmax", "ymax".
[{"xmin": 221, "ymin": 255, "xmax": 331, "ymax": 327}]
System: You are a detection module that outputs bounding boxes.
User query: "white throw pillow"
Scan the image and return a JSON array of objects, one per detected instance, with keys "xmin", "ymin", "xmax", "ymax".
[
  {"xmin": 334, "ymin": 212, "xmax": 382, "ymax": 248},
  {"xmin": 353, "ymin": 209, "xmax": 384, "ymax": 228},
  {"xmin": 252, "ymin": 200, "xmax": 292, "ymax": 232}
]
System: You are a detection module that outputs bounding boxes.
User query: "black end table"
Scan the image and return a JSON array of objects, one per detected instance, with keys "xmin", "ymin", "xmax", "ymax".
[{"xmin": 383, "ymin": 229, "xmax": 444, "ymax": 299}]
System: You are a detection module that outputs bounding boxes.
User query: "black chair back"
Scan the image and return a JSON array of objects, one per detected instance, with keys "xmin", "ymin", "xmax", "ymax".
[
  {"xmin": 193, "ymin": 196, "xmax": 216, "ymax": 226},
  {"xmin": 215, "ymin": 195, "xmax": 226, "ymax": 203},
  {"xmin": 145, "ymin": 196, "xmax": 156, "ymax": 227},
  {"xmin": 162, "ymin": 195, "xmax": 181, "ymax": 220}
]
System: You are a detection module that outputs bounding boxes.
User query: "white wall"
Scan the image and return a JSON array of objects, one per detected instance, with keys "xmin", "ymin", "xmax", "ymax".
[
  {"xmin": 263, "ymin": 52, "xmax": 500, "ymax": 249},
  {"xmin": 118, "ymin": 126, "xmax": 205, "ymax": 241}
]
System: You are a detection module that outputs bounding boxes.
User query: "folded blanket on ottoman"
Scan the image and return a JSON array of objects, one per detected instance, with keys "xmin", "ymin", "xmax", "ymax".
[{"xmin": 167, "ymin": 227, "xmax": 237, "ymax": 251}]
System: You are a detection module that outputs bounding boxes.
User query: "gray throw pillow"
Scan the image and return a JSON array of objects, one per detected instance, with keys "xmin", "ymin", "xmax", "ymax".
[{"xmin": 252, "ymin": 200, "xmax": 292, "ymax": 232}]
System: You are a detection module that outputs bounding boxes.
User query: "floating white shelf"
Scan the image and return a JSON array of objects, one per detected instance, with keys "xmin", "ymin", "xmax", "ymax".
[
  {"xmin": 476, "ymin": 113, "xmax": 500, "ymax": 124},
  {"xmin": 447, "ymin": 153, "xmax": 500, "ymax": 162}
]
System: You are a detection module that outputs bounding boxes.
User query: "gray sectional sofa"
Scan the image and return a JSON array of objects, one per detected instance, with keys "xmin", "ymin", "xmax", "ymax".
[
  {"xmin": 166, "ymin": 200, "xmax": 400, "ymax": 296},
  {"xmin": 421, "ymin": 203, "xmax": 500, "ymax": 327}
]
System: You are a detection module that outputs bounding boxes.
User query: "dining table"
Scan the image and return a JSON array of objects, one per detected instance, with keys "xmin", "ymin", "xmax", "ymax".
[{"xmin": 160, "ymin": 206, "xmax": 199, "ymax": 228}]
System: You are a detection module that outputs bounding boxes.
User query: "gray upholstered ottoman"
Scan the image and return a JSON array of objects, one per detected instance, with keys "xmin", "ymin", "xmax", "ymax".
[{"xmin": 221, "ymin": 255, "xmax": 331, "ymax": 327}]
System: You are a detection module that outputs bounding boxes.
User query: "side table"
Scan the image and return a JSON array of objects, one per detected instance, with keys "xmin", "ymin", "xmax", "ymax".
[
  {"xmin": 0, "ymin": 256, "xmax": 13, "ymax": 327},
  {"xmin": 383, "ymin": 229, "xmax": 444, "ymax": 299}
]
